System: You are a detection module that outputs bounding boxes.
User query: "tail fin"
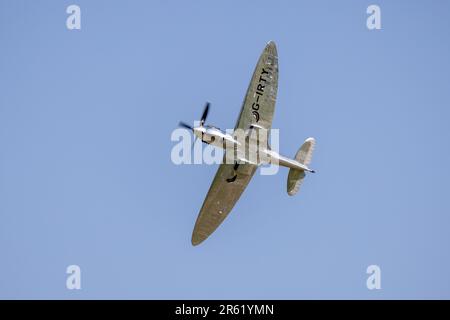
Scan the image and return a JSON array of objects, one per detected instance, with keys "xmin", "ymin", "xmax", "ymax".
[{"xmin": 287, "ymin": 137, "xmax": 316, "ymax": 196}]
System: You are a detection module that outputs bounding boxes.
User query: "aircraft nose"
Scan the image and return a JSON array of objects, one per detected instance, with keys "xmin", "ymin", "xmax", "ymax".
[{"xmin": 193, "ymin": 127, "xmax": 203, "ymax": 138}]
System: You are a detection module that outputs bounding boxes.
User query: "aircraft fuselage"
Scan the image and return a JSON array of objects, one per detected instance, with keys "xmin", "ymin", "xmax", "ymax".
[{"xmin": 193, "ymin": 125, "xmax": 314, "ymax": 173}]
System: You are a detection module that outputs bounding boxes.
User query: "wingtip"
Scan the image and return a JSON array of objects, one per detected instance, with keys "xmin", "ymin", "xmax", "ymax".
[
  {"xmin": 265, "ymin": 40, "xmax": 278, "ymax": 56},
  {"xmin": 191, "ymin": 233, "xmax": 205, "ymax": 246}
]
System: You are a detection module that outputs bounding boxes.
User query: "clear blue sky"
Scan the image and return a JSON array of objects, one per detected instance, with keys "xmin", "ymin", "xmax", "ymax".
[{"xmin": 1, "ymin": 0, "xmax": 450, "ymax": 299}]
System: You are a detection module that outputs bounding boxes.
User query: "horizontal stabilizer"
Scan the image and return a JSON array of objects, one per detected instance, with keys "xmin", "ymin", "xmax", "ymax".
[{"xmin": 287, "ymin": 137, "xmax": 316, "ymax": 196}]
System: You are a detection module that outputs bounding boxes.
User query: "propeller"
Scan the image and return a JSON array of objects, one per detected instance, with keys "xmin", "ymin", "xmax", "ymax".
[
  {"xmin": 200, "ymin": 102, "xmax": 210, "ymax": 126},
  {"xmin": 178, "ymin": 121, "xmax": 193, "ymax": 131},
  {"xmin": 178, "ymin": 102, "xmax": 211, "ymax": 131},
  {"xmin": 178, "ymin": 102, "xmax": 210, "ymax": 149}
]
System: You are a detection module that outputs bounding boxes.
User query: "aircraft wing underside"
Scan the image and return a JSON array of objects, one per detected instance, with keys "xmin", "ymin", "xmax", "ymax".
[
  {"xmin": 235, "ymin": 41, "xmax": 278, "ymax": 131},
  {"xmin": 191, "ymin": 41, "xmax": 278, "ymax": 245},
  {"xmin": 191, "ymin": 162, "xmax": 257, "ymax": 245}
]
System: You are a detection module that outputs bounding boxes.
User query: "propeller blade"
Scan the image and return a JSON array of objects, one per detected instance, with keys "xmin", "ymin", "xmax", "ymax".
[
  {"xmin": 200, "ymin": 102, "xmax": 210, "ymax": 126},
  {"xmin": 178, "ymin": 121, "xmax": 193, "ymax": 131}
]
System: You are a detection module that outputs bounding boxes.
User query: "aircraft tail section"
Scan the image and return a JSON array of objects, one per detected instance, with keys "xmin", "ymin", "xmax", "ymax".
[{"xmin": 287, "ymin": 137, "xmax": 316, "ymax": 196}]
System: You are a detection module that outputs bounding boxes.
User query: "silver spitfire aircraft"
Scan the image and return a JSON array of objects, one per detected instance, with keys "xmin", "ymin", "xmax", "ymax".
[{"xmin": 179, "ymin": 41, "xmax": 316, "ymax": 246}]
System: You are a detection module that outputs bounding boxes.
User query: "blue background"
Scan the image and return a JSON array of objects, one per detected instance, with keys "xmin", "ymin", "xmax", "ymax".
[{"xmin": 1, "ymin": 0, "xmax": 449, "ymax": 299}]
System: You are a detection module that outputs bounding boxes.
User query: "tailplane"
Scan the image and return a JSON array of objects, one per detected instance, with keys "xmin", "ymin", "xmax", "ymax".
[{"xmin": 287, "ymin": 137, "xmax": 316, "ymax": 196}]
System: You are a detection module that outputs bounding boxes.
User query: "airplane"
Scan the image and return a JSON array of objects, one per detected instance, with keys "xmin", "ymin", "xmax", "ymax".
[{"xmin": 179, "ymin": 41, "xmax": 316, "ymax": 246}]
